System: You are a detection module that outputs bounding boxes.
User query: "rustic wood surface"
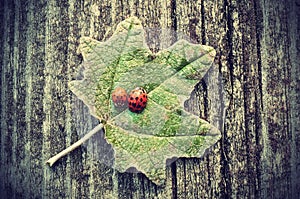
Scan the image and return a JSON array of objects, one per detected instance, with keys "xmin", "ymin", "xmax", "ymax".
[{"xmin": 0, "ymin": 0, "xmax": 299, "ymax": 198}]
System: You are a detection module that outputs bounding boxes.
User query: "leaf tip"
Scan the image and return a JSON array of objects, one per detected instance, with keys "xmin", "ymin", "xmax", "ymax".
[
  {"xmin": 78, "ymin": 37, "xmax": 102, "ymax": 60},
  {"xmin": 115, "ymin": 16, "xmax": 143, "ymax": 34}
]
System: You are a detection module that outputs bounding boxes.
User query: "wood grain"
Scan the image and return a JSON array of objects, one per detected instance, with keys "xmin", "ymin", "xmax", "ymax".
[{"xmin": 0, "ymin": 0, "xmax": 299, "ymax": 198}]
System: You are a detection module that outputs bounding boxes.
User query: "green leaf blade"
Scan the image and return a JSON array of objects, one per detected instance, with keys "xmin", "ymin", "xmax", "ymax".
[{"xmin": 70, "ymin": 17, "xmax": 221, "ymax": 185}]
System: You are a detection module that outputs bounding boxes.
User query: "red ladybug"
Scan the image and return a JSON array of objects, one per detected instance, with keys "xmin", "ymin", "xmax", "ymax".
[
  {"xmin": 128, "ymin": 87, "xmax": 147, "ymax": 113},
  {"xmin": 112, "ymin": 87, "xmax": 128, "ymax": 110}
]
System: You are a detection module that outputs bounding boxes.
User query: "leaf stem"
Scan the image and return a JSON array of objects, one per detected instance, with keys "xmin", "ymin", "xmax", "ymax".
[{"xmin": 46, "ymin": 123, "xmax": 104, "ymax": 166}]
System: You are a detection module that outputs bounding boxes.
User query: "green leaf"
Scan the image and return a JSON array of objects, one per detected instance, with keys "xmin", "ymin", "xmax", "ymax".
[{"xmin": 69, "ymin": 17, "xmax": 221, "ymax": 185}]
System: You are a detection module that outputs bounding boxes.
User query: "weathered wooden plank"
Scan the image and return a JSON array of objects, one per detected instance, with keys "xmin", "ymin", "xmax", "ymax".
[
  {"xmin": 43, "ymin": 0, "xmax": 71, "ymax": 198},
  {"xmin": 259, "ymin": 0, "xmax": 299, "ymax": 198},
  {"xmin": 0, "ymin": 0, "xmax": 299, "ymax": 198},
  {"xmin": 0, "ymin": 7, "xmax": 3, "ymax": 196},
  {"xmin": 26, "ymin": 0, "xmax": 48, "ymax": 198},
  {"xmin": 14, "ymin": 1, "xmax": 32, "ymax": 198},
  {"xmin": 220, "ymin": 1, "xmax": 263, "ymax": 198},
  {"xmin": 1, "ymin": 0, "xmax": 16, "ymax": 197},
  {"xmin": 163, "ymin": 1, "xmax": 220, "ymax": 199},
  {"xmin": 287, "ymin": 1, "xmax": 300, "ymax": 198}
]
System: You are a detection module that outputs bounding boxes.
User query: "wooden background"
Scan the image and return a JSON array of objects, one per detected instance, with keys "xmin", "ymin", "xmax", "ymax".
[{"xmin": 0, "ymin": 0, "xmax": 299, "ymax": 198}]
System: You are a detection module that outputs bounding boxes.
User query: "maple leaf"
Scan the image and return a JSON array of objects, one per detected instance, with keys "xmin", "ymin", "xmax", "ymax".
[{"xmin": 47, "ymin": 17, "xmax": 221, "ymax": 185}]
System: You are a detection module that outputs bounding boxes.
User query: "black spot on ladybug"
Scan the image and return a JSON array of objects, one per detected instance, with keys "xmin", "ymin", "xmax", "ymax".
[
  {"xmin": 143, "ymin": 101, "xmax": 146, "ymax": 105},
  {"xmin": 130, "ymin": 97, "xmax": 134, "ymax": 100},
  {"xmin": 132, "ymin": 103, "xmax": 136, "ymax": 107},
  {"xmin": 129, "ymin": 102, "xmax": 132, "ymax": 105},
  {"xmin": 135, "ymin": 97, "xmax": 139, "ymax": 100},
  {"xmin": 139, "ymin": 98, "xmax": 143, "ymax": 102},
  {"xmin": 136, "ymin": 104, "xmax": 141, "ymax": 108}
]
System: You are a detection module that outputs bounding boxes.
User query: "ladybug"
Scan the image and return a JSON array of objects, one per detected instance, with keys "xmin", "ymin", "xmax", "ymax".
[
  {"xmin": 128, "ymin": 87, "xmax": 147, "ymax": 113},
  {"xmin": 112, "ymin": 87, "xmax": 128, "ymax": 110}
]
